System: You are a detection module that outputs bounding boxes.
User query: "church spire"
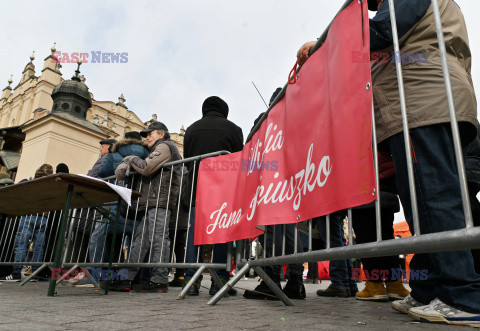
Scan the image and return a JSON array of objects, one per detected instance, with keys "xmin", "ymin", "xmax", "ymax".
[
  {"xmin": 71, "ymin": 61, "xmax": 82, "ymax": 82},
  {"xmin": 1, "ymin": 75, "xmax": 13, "ymax": 100}
]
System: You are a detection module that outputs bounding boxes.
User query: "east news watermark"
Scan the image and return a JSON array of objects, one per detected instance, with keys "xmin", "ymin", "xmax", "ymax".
[
  {"xmin": 351, "ymin": 268, "xmax": 429, "ymax": 281},
  {"xmin": 202, "ymin": 159, "xmax": 279, "ymax": 172},
  {"xmin": 51, "ymin": 51, "xmax": 128, "ymax": 63},
  {"xmin": 50, "ymin": 268, "xmax": 128, "ymax": 281},
  {"xmin": 352, "ymin": 51, "xmax": 429, "ymax": 64}
]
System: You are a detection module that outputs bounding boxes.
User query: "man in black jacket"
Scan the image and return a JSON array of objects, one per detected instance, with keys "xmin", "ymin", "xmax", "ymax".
[{"xmin": 183, "ymin": 96, "xmax": 243, "ymax": 296}]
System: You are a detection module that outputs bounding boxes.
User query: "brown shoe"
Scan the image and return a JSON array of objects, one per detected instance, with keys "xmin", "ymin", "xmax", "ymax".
[
  {"xmin": 385, "ymin": 280, "xmax": 410, "ymax": 300},
  {"xmin": 355, "ymin": 281, "xmax": 388, "ymax": 301},
  {"xmin": 316, "ymin": 285, "xmax": 350, "ymax": 298}
]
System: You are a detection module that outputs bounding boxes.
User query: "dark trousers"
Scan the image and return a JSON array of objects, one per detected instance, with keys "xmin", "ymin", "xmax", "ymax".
[
  {"xmin": 260, "ymin": 224, "xmax": 304, "ymax": 279},
  {"xmin": 317, "ymin": 211, "xmax": 357, "ymax": 290},
  {"xmin": 352, "ymin": 206, "xmax": 401, "ymax": 282},
  {"xmin": 185, "ymin": 207, "xmax": 229, "ymax": 280},
  {"xmin": 388, "ymin": 124, "xmax": 480, "ymax": 313},
  {"xmin": 169, "ymin": 228, "xmax": 187, "ymax": 278},
  {"xmin": 468, "ymin": 184, "xmax": 480, "ymax": 274}
]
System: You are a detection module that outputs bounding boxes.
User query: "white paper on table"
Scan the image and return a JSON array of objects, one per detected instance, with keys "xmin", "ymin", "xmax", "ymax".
[{"xmin": 76, "ymin": 174, "xmax": 132, "ymax": 206}]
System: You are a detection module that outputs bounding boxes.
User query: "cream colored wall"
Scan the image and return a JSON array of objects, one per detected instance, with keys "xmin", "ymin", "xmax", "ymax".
[
  {"xmin": 87, "ymin": 102, "xmax": 146, "ymax": 139},
  {"xmin": 0, "ymin": 78, "xmax": 58, "ymax": 128},
  {"xmin": 0, "ymin": 53, "xmax": 146, "ymax": 136},
  {"xmin": 1, "ymin": 51, "xmax": 186, "ymax": 180},
  {"xmin": 170, "ymin": 133, "xmax": 184, "ymax": 157},
  {"xmin": 15, "ymin": 116, "xmax": 107, "ymax": 182}
]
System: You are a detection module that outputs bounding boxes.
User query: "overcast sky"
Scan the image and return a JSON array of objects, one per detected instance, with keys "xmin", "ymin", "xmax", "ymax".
[{"xmin": 1, "ymin": 0, "xmax": 479, "ymax": 137}]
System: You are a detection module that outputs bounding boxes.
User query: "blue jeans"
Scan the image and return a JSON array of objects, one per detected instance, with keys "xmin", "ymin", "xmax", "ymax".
[
  {"xmin": 185, "ymin": 207, "xmax": 229, "ymax": 280},
  {"xmin": 388, "ymin": 124, "xmax": 480, "ymax": 313},
  {"xmin": 317, "ymin": 211, "xmax": 358, "ymax": 291},
  {"xmin": 13, "ymin": 215, "xmax": 47, "ymax": 276},
  {"xmin": 89, "ymin": 206, "xmax": 134, "ymax": 263}
]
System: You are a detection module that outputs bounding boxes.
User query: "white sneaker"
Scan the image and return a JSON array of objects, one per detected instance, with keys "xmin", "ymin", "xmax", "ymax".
[
  {"xmin": 409, "ymin": 298, "xmax": 480, "ymax": 327},
  {"xmin": 391, "ymin": 294, "xmax": 424, "ymax": 314},
  {"xmin": 0, "ymin": 274, "xmax": 21, "ymax": 282},
  {"xmin": 68, "ymin": 271, "xmax": 87, "ymax": 285}
]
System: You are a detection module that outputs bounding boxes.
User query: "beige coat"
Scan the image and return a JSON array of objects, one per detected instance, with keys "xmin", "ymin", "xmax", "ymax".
[{"xmin": 371, "ymin": 0, "xmax": 477, "ymax": 144}]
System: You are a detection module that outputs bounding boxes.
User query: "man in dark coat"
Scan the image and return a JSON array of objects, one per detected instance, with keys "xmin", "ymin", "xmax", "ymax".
[
  {"xmin": 98, "ymin": 131, "xmax": 149, "ymax": 178},
  {"xmin": 87, "ymin": 139, "xmax": 117, "ymax": 178},
  {"xmin": 184, "ymin": 96, "xmax": 243, "ymax": 197},
  {"xmin": 183, "ymin": 96, "xmax": 243, "ymax": 296},
  {"xmin": 84, "ymin": 138, "xmax": 117, "ymax": 269},
  {"xmin": 89, "ymin": 131, "xmax": 149, "ymax": 271}
]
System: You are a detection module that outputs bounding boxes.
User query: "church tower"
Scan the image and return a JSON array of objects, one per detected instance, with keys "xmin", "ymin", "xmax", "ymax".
[
  {"xmin": 51, "ymin": 61, "xmax": 91, "ymax": 119},
  {"xmin": 15, "ymin": 63, "xmax": 108, "ymax": 181}
]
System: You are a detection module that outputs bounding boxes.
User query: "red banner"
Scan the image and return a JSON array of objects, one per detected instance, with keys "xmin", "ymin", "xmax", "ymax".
[{"xmin": 195, "ymin": 1, "xmax": 374, "ymax": 245}]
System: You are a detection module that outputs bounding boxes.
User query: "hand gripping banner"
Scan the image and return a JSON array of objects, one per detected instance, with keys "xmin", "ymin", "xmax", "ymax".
[{"xmin": 195, "ymin": 0, "xmax": 374, "ymax": 245}]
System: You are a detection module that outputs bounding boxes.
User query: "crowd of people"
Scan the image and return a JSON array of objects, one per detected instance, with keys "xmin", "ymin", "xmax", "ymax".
[{"xmin": 0, "ymin": 0, "xmax": 479, "ymax": 327}]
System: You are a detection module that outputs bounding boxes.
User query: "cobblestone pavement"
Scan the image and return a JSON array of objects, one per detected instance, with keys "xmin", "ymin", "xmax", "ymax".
[{"xmin": 0, "ymin": 278, "xmax": 467, "ymax": 330}]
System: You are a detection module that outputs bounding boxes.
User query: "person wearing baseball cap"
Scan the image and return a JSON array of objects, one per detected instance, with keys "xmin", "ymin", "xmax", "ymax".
[
  {"xmin": 112, "ymin": 121, "xmax": 182, "ymax": 292},
  {"xmin": 87, "ymin": 138, "xmax": 117, "ymax": 178},
  {"xmin": 140, "ymin": 121, "xmax": 169, "ymax": 139}
]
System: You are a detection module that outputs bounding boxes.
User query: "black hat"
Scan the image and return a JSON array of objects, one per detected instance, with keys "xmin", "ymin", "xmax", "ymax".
[
  {"xmin": 99, "ymin": 138, "xmax": 117, "ymax": 146},
  {"xmin": 55, "ymin": 163, "xmax": 69, "ymax": 174},
  {"xmin": 140, "ymin": 121, "xmax": 169, "ymax": 137},
  {"xmin": 269, "ymin": 88, "xmax": 283, "ymax": 107},
  {"xmin": 202, "ymin": 96, "xmax": 229, "ymax": 117},
  {"xmin": 124, "ymin": 131, "xmax": 142, "ymax": 140},
  {"xmin": 367, "ymin": 0, "xmax": 378, "ymax": 11}
]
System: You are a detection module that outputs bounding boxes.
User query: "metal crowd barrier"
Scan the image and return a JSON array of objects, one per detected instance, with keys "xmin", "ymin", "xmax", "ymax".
[
  {"xmin": 207, "ymin": 0, "xmax": 480, "ymax": 306},
  {"xmin": 0, "ymin": 150, "xmax": 233, "ymax": 299},
  {"xmin": 1, "ymin": 0, "xmax": 479, "ymax": 309}
]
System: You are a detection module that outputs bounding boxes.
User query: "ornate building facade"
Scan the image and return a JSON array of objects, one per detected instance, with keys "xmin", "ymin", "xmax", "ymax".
[{"xmin": 0, "ymin": 47, "xmax": 184, "ymax": 181}]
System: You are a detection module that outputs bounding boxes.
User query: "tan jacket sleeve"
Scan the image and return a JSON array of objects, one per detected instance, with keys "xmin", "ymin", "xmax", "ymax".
[{"xmin": 129, "ymin": 143, "xmax": 172, "ymax": 176}]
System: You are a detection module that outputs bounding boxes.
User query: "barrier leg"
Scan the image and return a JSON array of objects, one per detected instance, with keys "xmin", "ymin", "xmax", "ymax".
[
  {"xmin": 55, "ymin": 264, "xmax": 78, "ymax": 285},
  {"xmin": 19, "ymin": 263, "xmax": 49, "ymax": 286},
  {"xmin": 48, "ymin": 185, "xmax": 74, "ymax": 297},
  {"xmin": 105, "ymin": 199, "xmax": 120, "ymax": 295},
  {"xmin": 82, "ymin": 268, "xmax": 100, "ymax": 288},
  {"xmin": 207, "ymin": 268, "xmax": 224, "ymax": 292},
  {"xmin": 254, "ymin": 266, "xmax": 294, "ymax": 306},
  {"xmin": 207, "ymin": 263, "xmax": 250, "ymax": 306},
  {"xmin": 177, "ymin": 265, "xmax": 205, "ymax": 300}
]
